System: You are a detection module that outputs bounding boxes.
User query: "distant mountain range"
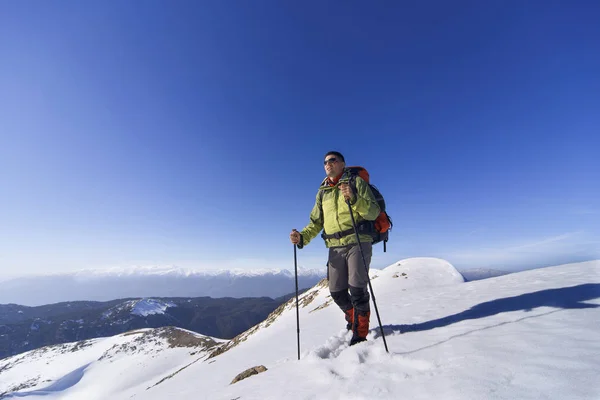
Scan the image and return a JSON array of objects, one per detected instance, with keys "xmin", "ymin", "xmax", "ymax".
[
  {"xmin": 0, "ymin": 266, "xmax": 325, "ymax": 306},
  {"xmin": 0, "ymin": 294, "xmax": 298, "ymax": 360}
]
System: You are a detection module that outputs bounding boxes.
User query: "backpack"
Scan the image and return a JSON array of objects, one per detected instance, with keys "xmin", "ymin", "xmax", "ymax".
[{"xmin": 319, "ymin": 166, "xmax": 393, "ymax": 251}]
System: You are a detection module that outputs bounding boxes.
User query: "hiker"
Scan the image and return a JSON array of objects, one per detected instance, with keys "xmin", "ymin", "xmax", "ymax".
[{"xmin": 289, "ymin": 151, "xmax": 380, "ymax": 345}]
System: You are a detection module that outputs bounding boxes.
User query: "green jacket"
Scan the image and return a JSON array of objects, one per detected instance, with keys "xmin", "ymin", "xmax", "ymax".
[{"xmin": 299, "ymin": 169, "xmax": 380, "ymax": 248}]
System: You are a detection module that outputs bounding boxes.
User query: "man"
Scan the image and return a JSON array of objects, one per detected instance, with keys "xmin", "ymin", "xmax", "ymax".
[{"xmin": 290, "ymin": 151, "xmax": 380, "ymax": 346}]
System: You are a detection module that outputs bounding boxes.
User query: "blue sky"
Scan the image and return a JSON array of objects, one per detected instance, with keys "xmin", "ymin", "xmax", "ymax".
[{"xmin": 1, "ymin": 1, "xmax": 598, "ymax": 278}]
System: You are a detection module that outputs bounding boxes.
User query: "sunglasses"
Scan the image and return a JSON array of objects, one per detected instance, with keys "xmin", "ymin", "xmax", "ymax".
[{"xmin": 324, "ymin": 157, "xmax": 338, "ymax": 165}]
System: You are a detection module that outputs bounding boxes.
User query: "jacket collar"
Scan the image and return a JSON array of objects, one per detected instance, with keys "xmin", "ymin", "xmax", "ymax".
[
  {"xmin": 320, "ymin": 168, "xmax": 348, "ymax": 188},
  {"xmin": 327, "ymin": 171, "xmax": 344, "ymax": 186}
]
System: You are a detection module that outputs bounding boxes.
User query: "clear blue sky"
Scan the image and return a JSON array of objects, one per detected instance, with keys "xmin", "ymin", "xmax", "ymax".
[{"xmin": 1, "ymin": 1, "xmax": 598, "ymax": 278}]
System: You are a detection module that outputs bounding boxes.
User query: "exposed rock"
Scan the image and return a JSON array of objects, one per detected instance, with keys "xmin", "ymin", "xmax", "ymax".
[
  {"xmin": 310, "ymin": 298, "xmax": 333, "ymax": 313},
  {"xmin": 230, "ymin": 365, "xmax": 268, "ymax": 384},
  {"xmin": 157, "ymin": 327, "xmax": 219, "ymax": 349},
  {"xmin": 0, "ymin": 376, "xmax": 39, "ymax": 398},
  {"xmin": 208, "ymin": 279, "xmax": 330, "ymax": 360},
  {"xmin": 98, "ymin": 327, "xmax": 221, "ymax": 361},
  {"xmin": 299, "ymin": 278, "xmax": 328, "ymax": 308}
]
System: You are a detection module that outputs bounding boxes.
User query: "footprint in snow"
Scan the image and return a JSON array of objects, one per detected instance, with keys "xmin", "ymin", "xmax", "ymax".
[
  {"xmin": 309, "ymin": 329, "xmax": 354, "ymax": 359},
  {"xmin": 310, "ymin": 328, "xmax": 387, "ymax": 361}
]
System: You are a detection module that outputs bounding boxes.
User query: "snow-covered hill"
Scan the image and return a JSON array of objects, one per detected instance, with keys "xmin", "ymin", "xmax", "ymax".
[
  {"xmin": 0, "ymin": 266, "xmax": 325, "ymax": 306},
  {"xmin": 1, "ymin": 258, "xmax": 599, "ymax": 400},
  {"xmin": 0, "ymin": 327, "xmax": 223, "ymax": 398}
]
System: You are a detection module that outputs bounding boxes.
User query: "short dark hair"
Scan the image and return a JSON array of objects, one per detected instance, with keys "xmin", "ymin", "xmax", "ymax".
[{"xmin": 324, "ymin": 151, "xmax": 345, "ymax": 163}]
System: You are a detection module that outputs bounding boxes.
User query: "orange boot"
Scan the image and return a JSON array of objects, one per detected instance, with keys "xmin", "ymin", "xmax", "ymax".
[{"xmin": 350, "ymin": 310, "xmax": 370, "ymax": 346}]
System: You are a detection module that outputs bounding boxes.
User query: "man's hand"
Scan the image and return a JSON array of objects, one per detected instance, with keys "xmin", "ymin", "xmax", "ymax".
[
  {"xmin": 339, "ymin": 183, "xmax": 354, "ymax": 201},
  {"xmin": 290, "ymin": 229, "xmax": 301, "ymax": 245}
]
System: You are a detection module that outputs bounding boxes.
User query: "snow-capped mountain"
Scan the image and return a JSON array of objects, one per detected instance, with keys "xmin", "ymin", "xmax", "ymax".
[
  {"xmin": 0, "ymin": 296, "xmax": 290, "ymax": 360},
  {"xmin": 1, "ymin": 258, "xmax": 599, "ymax": 400},
  {"xmin": 0, "ymin": 266, "xmax": 325, "ymax": 306}
]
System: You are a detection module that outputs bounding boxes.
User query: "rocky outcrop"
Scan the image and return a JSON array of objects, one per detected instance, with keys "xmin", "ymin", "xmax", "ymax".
[{"xmin": 230, "ymin": 365, "xmax": 268, "ymax": 384}]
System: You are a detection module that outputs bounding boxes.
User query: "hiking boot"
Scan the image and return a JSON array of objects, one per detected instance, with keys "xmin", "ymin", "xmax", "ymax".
[
  {"xmin": 344, "ymin": 308, "xmax": 354, "ymax": 331},
  {"xmin": 349, "ymin": 336, "xmax": 367, "ymax": 346},
  {"xmin": 349, "ymin": 310, "xmax": 370, "ymax": 346}
]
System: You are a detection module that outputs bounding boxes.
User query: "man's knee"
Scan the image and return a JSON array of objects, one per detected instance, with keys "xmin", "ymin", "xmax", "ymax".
[
  {"xmin": 330, "ymin": 289, "xmax": 352, "ymax": 311},
  {"xmin": 349, "ymin": 286, "xmax": 370, "ymax": 312}
]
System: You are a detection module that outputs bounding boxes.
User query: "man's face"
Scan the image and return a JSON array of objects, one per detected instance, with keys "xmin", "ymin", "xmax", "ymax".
[{"xmin": 324, "ymin": 155, "xmax": 344, "ymax": 178}]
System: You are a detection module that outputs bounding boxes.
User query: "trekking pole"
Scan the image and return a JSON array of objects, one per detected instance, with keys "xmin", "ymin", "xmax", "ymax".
[
  {"xmin": 346, "ymin": 200, "xmax": 389, "ymax": 353},
  {"xmin": 293, "ymin": 243, "xmax": 301, "ymax": 360}
]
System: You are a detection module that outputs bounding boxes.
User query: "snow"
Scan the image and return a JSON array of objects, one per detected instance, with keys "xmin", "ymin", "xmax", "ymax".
[
  {"xmin": 99, "ymin": 299, "xmax": 176, "ymax": 318},
  {"xmin": 0, "ymin": 328, "xmax": 221, "ymax": 399},
  {"xmin": 7, "ymin": 363, "xmax": 90, "ymax": 397},
  {"xmin": 1, "ymin": 258, "xmax": 599, "ymax": 400},
  {"xmin": 130, "ymin": 299, "xmax": 176, "ymax": 317}
]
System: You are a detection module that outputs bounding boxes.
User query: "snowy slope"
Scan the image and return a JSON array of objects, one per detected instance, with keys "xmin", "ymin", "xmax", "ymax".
[
  {"xmin": 2, "ymin": 258, "xmax": 599, "ymax": 400},
  {"xmin": 0, "ymin": 327, "xmax": 223, "ymax": 399}
]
